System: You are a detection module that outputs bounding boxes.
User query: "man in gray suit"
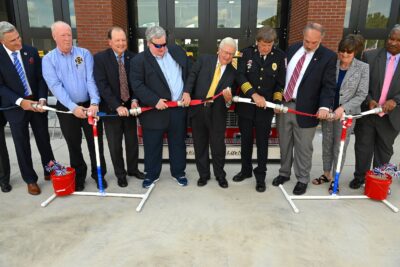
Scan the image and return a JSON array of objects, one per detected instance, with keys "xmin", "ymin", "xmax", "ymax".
[{"xmin": 351, "ymin": 25, "xmax": 400, "ymax": 189}]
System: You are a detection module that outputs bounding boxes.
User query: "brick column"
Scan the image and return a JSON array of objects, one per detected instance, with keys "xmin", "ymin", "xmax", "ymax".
[
  {"xmin": 288, "ymin": 0, "xmax": 347, "ymax": 52},
  {"xmin": 74, "ymin": 0, "xmax": 128, "ymax": 54}
]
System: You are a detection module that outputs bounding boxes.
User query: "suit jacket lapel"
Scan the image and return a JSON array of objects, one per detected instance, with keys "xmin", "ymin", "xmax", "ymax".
[
  {"xmin": 338, "ymin": 59, "xmax": 356, "ymax": 88},
  {"xmin": 0, "ymin": 46, "xmax": 24, "ymax": 88},
  {"xmin": 377, "ymin": 50, "xmax": 387, "ymax": 93},
  {"xmin": 302, "ymin": 48, "xmax": 321, "ymax": 82},
  {"xmin": 389, "ymin": 54, "xmax": 400, "ymax": 95},
  {"xmin": 145, "ymin": 49, "xmax": 169, "ymax": 88}
]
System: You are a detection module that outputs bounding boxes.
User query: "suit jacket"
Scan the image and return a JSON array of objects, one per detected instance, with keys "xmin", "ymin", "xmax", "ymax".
[
  {"xmin": 236, "ymin": 45, "xmax": 286, "ymax": 120},
  {"xmin": 129, "ymin": 45, "xmax": 190, "ymax": 130},
  {"xmin": 363, "ymin": 48, "xmax": 400, "ymax": 131},
  {"xmin": 0, "ymin": 45, "xmax": 48, "ymax": 123},
  {"xmin": 0, "ymin": 111, "xmax": 6, "ymax": 128},
  {"xmin": 94, "ymin": 48, "xmax": 136, "ymax": 113},
  {"xmin": 287, "ymin": 43, "xmax": 337, "ymax": 128},
  {"xmin": 336, "ymin": 58, "xmax": 369, "ymax": 115},
  {"xmin": 184, "ymin": 54, "xmax": 236, "ymax": 119}
]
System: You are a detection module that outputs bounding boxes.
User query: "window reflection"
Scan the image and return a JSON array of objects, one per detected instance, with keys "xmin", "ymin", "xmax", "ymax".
[
  {"xmin": 138, "ymin": 39, "xmax": 145, "ymax": 52},
  {"xmin": 175, "ymin": 39, "xmax": 199, "ymax": 58},
  {"xmin": 366, "ymin": 0, "xmax": 391, "ymax": 28},
  {"xmin": 0, "ymin": 1, "xmax": 8, "ymax": 21},
  {"xmin": 31, "ymin": 38, "xmax": 55, "ymax": 55},
  {"xmin": 69, "ymin": 0, "xmax": 76, "ymax": 28},
  {"xmin": 137, "ymin": 0, "xmax": 159, "ymax": 28},
  {"xmin": 365, "ymin": 39, "xmax": 385, "ymax": 50},
  {"xmin": 257, "ymin": 0, "xmax": 281, "ymax": 28},
  {"xmin": 27, "ymin": 0, "xmax": 54, "ymax": 28},
  {"xmin": 343, "ymin": 0, "xmax": 352, "ymax": 28},
  {"xmin": 217, "ymin": 0, "xmax": 241, "ymax": 28},
  {"xmin": 175, "ymin": 0, "xmax": 198, "ymax": 28}
]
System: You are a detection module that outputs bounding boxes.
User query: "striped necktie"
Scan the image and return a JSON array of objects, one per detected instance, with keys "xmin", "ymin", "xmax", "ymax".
[
  {"xmin": 12, "ymin": 52, "xmax": 30, "ymax": 97},
  {"xmin": 284, "ymin": 52, "xmax": 307, "ymax": 102}
]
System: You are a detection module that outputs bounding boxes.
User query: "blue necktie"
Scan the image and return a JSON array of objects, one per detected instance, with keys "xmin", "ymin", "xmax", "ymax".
[{"xmin": 12, "ymin": 52, "xmax": 30, "ymax": 97}]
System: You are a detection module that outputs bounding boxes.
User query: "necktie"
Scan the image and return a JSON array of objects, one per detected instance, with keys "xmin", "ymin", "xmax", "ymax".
[
  {"xmin": 12, "ymin": 52, "xmax": 30, "ymax": 97},
  {"xmin": 118, "ymin": 56, "xmax": 130, "ymax": 102},
  {"xmin": 378, "ymin": 55, "xmax": 396, "ymax": 117},
  {"xmin": 284, "ymin": 52, "xmax": 307, "ymax": 102},
  {"xmin": 206, "ymin": 62, "xmax": 221, "ymax": 98}
]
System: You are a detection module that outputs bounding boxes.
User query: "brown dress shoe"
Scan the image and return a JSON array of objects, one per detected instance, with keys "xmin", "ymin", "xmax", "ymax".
[
  {"xmin": 27, "ymin": 183, "xmax": 41, "ymax": 195},
  {"xmin": 44, "ymin": 175, "xmax": 51, "ymax": 181}
]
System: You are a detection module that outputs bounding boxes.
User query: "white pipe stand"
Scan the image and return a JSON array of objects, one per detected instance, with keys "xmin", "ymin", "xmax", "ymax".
[
  {"xmin": 40, "ymin": 183, "xmax": 155, "ymax": 212},
  {"xmin": 278, "ymin": 184, "xmax": 399, "ymax": 213}
]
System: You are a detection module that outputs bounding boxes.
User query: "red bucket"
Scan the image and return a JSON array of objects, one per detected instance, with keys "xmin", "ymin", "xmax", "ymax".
[
  {"xmin": 51, "ymin": 167, "xmax": 76, "ymax": 196},
  {"xmin": 364, "ymin": 170, "xmax": 392, "ymax": 200}
]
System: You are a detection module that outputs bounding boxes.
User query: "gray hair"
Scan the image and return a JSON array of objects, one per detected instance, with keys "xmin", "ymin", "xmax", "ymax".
[
  {"xmin": 51, "ymin": 21, "xmax": 71, "ymax": 35},
  {"xmin": 219, "ymin": 37, "xmax": 237, "ymax": 52},
  {"xmin": 145, "ymin": 26, "xmax": 166, "ymax": 42},
  {"xmin": 390, "ymin": 24, "xmax": 400, "ymax": 36},
  {"xmin": 0, "ymin": 21, "xmax": 17, "ymax": 40},
  {"xmin": 303, "ymin": 22, "xmax": 326, "ymax": 38},
  {"xmin": 256, "ymin": 26, "xmax": 277, "ymax": 43}
]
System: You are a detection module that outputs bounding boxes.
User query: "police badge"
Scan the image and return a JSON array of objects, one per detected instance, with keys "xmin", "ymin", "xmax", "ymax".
[
  {"xmin": 272, "ymin": 63, "xmax": 277, "ymax": 71},
  {"xmin": 75, "ymin": 56, "xmax": 83, "ymax": 68}
]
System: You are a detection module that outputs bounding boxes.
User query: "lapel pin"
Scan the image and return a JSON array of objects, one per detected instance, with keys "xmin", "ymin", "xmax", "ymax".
[{"xmin": 23, "ymin": 52, "xmax": 27, "ymax": 56}]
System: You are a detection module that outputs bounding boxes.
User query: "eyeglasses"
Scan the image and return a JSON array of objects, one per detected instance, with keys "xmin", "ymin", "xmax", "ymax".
[{"xmin": 151, "ymin": 42, "xmax": 167, "ymax": 49}]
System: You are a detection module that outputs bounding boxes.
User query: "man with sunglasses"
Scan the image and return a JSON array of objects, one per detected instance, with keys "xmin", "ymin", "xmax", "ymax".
[{"xmin": 130, "ymin": 26, "xmax": 191, "ymax": 189}]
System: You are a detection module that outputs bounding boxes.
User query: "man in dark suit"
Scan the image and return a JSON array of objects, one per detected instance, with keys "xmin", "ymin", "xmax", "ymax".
[
  {"xmin": 234, "ymin": 26, "xmax": 286, "ymax": 192},
  {"xmin": 184, "ymin": 37, "xmax": 236, "ymax": 189},
  {"xmin": 272, "ymin": 22, "xmax": 337, "ymax": 195},
  {"xmin": 350, "ymin": 25, "xmax": 400, "ymax": 189},
  {"xmin": 0, "ymin": 21, "xmax": 55, "ymax": 195},
  {"xmin": 0, "ymin": 110, "xmax": 11, "ymax": 193},
  {"xmin": 94, "ymin": 26, "xmax": 144, "ymax": 187},
  {"xmin": 130, "ymin": 26, "xmax": 190, "ymax": 189}
]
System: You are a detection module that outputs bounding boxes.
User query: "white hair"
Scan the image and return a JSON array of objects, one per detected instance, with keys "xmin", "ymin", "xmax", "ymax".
[
  {"xmin": 219, "ymin": 37, "xmax": 237, "ymax": 52},
  {"xmin": 0, "ymin": 21, "xmax": 17, "ymax": 40}
]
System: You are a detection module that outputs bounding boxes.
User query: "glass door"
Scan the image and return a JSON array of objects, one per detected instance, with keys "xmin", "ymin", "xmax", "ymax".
[{"xmin": 344, "ymin": 0, "xmax": 400, "ymax": 49}]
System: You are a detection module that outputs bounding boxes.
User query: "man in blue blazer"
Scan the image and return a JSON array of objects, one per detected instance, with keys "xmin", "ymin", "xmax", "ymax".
[
  {"xmin": 0, "ymin": 21, "xmax": 55, "ymax": 195},
  {"xmin": 94, "ymin": 26, "xmax": 144, "ymax": 187},
  {"xmin": 272, "ymin": 23, "xmax": 337, "ymax": 195},
  {"xmin": 130, "ymin": 26, "xmax": 191, "ymax": 189}
]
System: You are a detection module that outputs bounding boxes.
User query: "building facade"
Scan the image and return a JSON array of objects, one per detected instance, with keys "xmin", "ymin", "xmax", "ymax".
[{"xmin": 1, "ymin": 0, "xmax": 400, "ymax": 56}]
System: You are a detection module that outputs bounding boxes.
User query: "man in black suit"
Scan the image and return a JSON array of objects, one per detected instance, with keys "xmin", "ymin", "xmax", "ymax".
[
  {"xmin": 350, "ymin": 25, "xmax": 400, "ymax": 189},
  {"xmin": 272, "ymin": 22, "xmax": 336, "ymax": 195},
  {"xmin": 0, "ymin": 110, "xmax": 11, "ymax": 193},
  {"xmin": 234, "ymin": 26, "xmax": 286, "ymax": 192},
  {"xmin": 94, "ymin": 26, "xmax": 144, "ymax": 187},
  {"xmin": 183, "ymin": 37, "xmax": 236, "ymax": 188},
  {"xmin": 130, "ymin": 26, "xmax": 190, "ymax": 189},
  {"xmin": 0, "ymin": 21, "xmax": 55, "ymax": 195}
]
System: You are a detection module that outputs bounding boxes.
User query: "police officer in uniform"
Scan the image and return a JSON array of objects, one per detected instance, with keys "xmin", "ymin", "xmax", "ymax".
[{"xmin": 233, "ymin": 26, "xmax": 286, "ymax": 192}]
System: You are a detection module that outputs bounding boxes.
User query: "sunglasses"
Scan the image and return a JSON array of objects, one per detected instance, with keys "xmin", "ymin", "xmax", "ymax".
[{"xmin": 151, "ymin": 42, "xmax": 167, "ymax": 49}]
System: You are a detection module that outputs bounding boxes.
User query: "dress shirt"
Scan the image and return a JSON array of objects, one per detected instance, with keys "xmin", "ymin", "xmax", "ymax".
[
  {"xmin": 386, "ymin": 52, "xmax": 400, "ymax": 71},
  {"xmin": 42, "ymin": 46, "xmax": 100, "ymax": 111},
  {"xmin": 154, "ymin": 50, "xmax": 184, "ymax": 101}
]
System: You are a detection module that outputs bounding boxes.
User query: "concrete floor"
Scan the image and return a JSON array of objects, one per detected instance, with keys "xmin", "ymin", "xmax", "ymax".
[{"xmin": 1, "ymin": 127, "xmax": 400, "ymax": 267}]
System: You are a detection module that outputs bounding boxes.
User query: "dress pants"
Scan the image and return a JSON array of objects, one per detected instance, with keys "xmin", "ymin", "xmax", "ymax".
[
  {"xmin": 142, "ymin": 108, "xmax": 186, "ymax": 180},
  {"xmin": 8, "ymin": 111, "xmax": 54, "ymax": 184},
  {"xmin": 0, "ymin": 123, "xmax": 10, "ymax": 185},
  {"xmin": 56, "ymin": 102, "xmax": 106, "ymax": 186},
  {"xmin": 354, "ymin": 114, "xmax": 399, "ymax": 181},
  {"xmin": 103, "ymin": 116, "xmax": 139, "ymax": 180},
  {"xmin": 277, "ymin": 102, "xmax": 317, "ymax": 184},
  {"xmin": 238, "ymin": 109, "xmax": 274, "ymax": 181},
  {"xmin": 191, "ymin": 105, "xmax": 227, "ymax": 179}
]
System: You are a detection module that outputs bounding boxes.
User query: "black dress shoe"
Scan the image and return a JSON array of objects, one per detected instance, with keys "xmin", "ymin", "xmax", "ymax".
[
  {"xmin": 293, "ymin": 182, "xmax": 308, "ymax": 195},
  {"xmin": 255, "ymin": 181, "xmax": 266, "ymax": 192},
  {"xmin": 75, "ymin": 184, "xmax": 85, "ymax": 192},
  {"xmin": 0, "ymin": 182, "xmax": 12, "ymax": 193},
  {"xmin": 128, "ymin": 170, "xmax": 145, "ymax": 180},
  {"xmin": 117, "ymin": 177, "xmax": 128, "ymax": 187},
  {"xmin": 197, "ymin": 177, "xmax": 210, "ymax": 187},
  {"xmin": 232, "ymin": 172, "xmax": 252, "ymax": 182},
  {"xmin": 216, "ymin": 177, "xmax": 228, "ymax": 188},
  {"xmin": 349, "ymin": 178, "xmax": 364, "ymax": 189},
  {"xmin": 272, "ymin": 175, "xmax": 290, "ymax": 186}
]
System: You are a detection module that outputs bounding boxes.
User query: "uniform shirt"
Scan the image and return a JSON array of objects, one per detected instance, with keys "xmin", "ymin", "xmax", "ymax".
[{"xmin": 42, "ymin": 46, "xmax": 100, "ymax": 111}]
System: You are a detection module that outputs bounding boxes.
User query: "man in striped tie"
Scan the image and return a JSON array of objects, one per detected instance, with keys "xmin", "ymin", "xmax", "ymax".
[
  {"xmin": 0, "ymin": 21, "xmax": 55, "ymax": 195},
  {"xmin": 272, "ymin": 23, "xmax": 336, "ymax": 195}
]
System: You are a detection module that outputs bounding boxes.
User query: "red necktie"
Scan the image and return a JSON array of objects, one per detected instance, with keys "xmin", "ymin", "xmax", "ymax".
[
  {"xmin": 118, "ymin": 56, "xmax": 130, "ymax": 102},
  {"xmin": 284, "ymin": 52, "xmax": 307, "ymax": 102}
]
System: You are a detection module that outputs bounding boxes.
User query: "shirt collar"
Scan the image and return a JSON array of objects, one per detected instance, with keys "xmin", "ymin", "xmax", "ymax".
[
  {"xmin": 56, "ymin": 46, "xmax": 74, "ymax": 56},
  {"xmin": 113, "ymin": 51, "xmax": 124, "ymax": 60},
  {"xmin": 387, "ymin": 51, "xmax": 400, "ymax": 61}
]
